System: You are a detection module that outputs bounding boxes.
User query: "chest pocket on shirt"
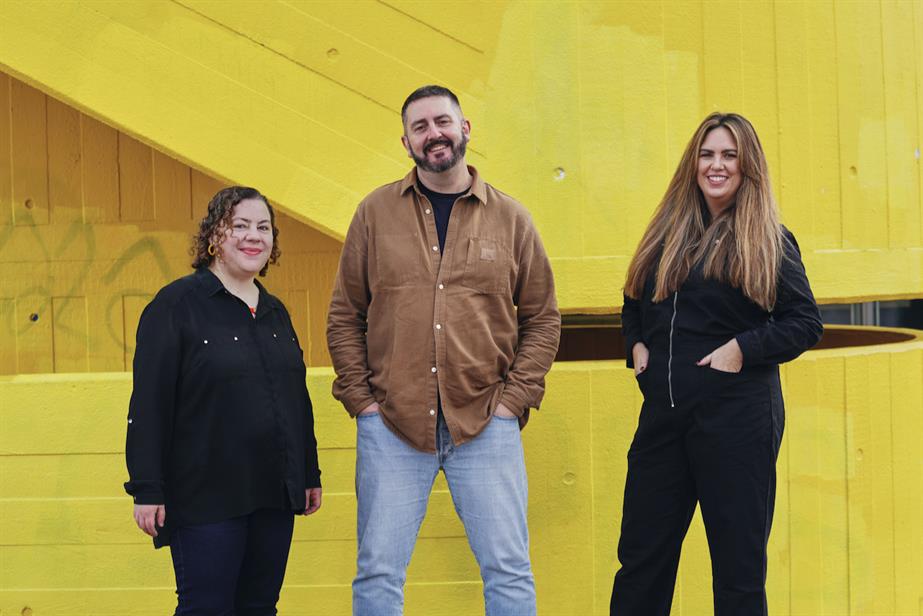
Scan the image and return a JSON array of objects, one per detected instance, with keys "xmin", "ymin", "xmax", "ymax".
[{"xmin": 462, "ymin": 238, "xmax": 510, "ymax": 295}]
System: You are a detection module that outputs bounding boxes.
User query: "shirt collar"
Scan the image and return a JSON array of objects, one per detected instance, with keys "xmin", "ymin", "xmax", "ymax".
[
  {"xmin": 399, "ymin": 165, "xmax": 488, "ymax": 205},
  {"xmin": 195, "ymin": 268, "xmax": 280, "ymax": 313}
]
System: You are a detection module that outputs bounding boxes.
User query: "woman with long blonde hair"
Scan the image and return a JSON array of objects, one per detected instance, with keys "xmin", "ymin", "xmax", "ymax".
[{"xmin": 610, "ymin": 113, "xmax": 822, "ymax": 615}]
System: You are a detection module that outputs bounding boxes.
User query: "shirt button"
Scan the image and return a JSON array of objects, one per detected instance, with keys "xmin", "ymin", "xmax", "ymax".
[
  {"xmin": 127, "ymin": 418, "xmax": 133, "ymax": 424},
  {"xmin": 429, "ymin": 409, "xmax": 436, "ymax": 416},
  {"xmin": 438, "ymin": 283, "xmax": 444, "ymax": 290},
  {"xmin": 435, "ymin": 324, "xmax": 442, "ymax": 330},
  {"xmin": 431, "ymin": 366, "xmax": 437, "ymax": 373},
  {"xmin": 273, "ymin": 333, "xmax": 277, "ymax": 338},
  {"xmin": 233, "ymin": 336, "xmax": 238, "ymax": 341},
  {"xmin": 203, "ymin": 339, "xmax": 208, "ymax": 344},
  {"xmin": 425, "ymin": 208, "xmax": 432, "ymax": 214},
  {"xmin": 432, "ymin": 245, "xmax": 439, "ymax": 252}
]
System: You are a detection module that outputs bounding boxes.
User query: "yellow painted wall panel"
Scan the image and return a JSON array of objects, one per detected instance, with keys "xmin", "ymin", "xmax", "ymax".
[
  {"xmin": 152, "ymin": 149, "xmax": 192, "ymax": 225},
  {"xmin": 14, "ymin": 296, "xmax": 53, "ymax": 373},
  {"xmin": 0, "ymin": 298, "xmax": 15, "ymax": 373},
  {"xmin": 0, "ymin": 72, "xmax": 342, "ymax": 372},
  {"xmin": 51, "ymin": 296, "xmax": 89, "ymax": 373},
  {"xmin": 47, "ymin": 97, "xmax": 83, "ymax": 225},
  {"xmin": 81, "ymin": 115, "xmax": 120, "ymax": 224},
  {"xmin": 882, "ymin": 0, "xmax": 923, "ymax": 249},
  {"xmin": 3, "ymin": 334, "xmax": 923, "ymax": 614},
  {"xmin": 3, "ymin": 1, "xmax": 922, "ymax": 307},
  {"xmin": 118, "ymin": 133, "xmax": 154, "ymax": 223},
  {"xmin": 702, "ymin": 2, "xmax": 744, "ymax": 112},
  {"xmin": 0, "ymin": 72, "xmax": 12, "ymax": 226},
  {"xmin": 10, "ymin": 80, "xmax": 49, "ymax": 227},
  {"xmin": 835, "ymin": 0, "xmax": 889, "ymax": 251},
  {"xmin": 890, "ymin": 350, "xmax": 923, "ymax": 613}
]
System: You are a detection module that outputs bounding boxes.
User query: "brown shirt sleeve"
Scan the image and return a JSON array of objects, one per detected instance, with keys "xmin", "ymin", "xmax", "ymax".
[
  {"xmin": 326, "ymin": 203, "xmax": 377, "ymax": 416},
  {"xmin": 499, "ymin": 217, "xmax": 561, "ymax": 415}
]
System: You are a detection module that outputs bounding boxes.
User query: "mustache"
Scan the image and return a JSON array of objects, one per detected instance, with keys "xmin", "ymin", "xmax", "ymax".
[{"xmin": 424, "ymin": 139, "xmax": 453, "ymax": 154}]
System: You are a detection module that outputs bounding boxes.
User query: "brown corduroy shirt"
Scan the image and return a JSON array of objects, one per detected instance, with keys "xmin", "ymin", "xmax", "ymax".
[{"xmin": 326, "ymin": 167, "xmax": 561, "ymax": 453}]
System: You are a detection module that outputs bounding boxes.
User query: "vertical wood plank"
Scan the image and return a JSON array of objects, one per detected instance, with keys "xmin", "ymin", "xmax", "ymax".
[
  {"xmin": 867, "ymin": 352, "xmax": 896, "ymax": 613},
  {"xmin": 81, "ymin": 115, "xmax": 120, "ymax": 223},
  {"xmin": 835, "ymin": 0, "xmax": 889, "ymax": 249},
  {"xmin": 190, "ymin": 168, "xmax": 223, "ymax": 217},
  {"xmin": 0, "ymin": 297, "xmax": 15, "ymax": 373},
  {"xmin": 117, "ymin": 133, "xmax": 153, "ymax": 222},
  {"xmin": 739, "ymin": 1, "xmax": 779, "ymax": 196},
  {"xmin": 0, "ymin": 72, "xmax": 12, "ymax": 226},
  {"xmin": 816, "ymin": 356, "xmax": 850, "ymax": 615},
  {"xmin": 881, "ymin": 0, "xmax": 922, "ymax": 248},
  {"xmin": 702, "ymin": 1, "xmax": 743, "ymax": 111},
  {"xmin": 662, "ymin": 0, "xmax": 704, "ymax": 165},
  {"xmin": 15, "ymin": 294, "xmax": 53, "ymax": 373},
  {"xmin": 85, "ymin": 292, "xmax": 125, "ymax": 373},
  {"xmin": 152, "ymin": 149, "xmax": 192, "ymax": 227},
  {"xmin": 10, "ymin": 80, "xmax": 49, "ymax": 226},
  {"xmin": 47, "ymin": 98, "xmax": 83, "ymax": 224},
  {"xmin": 774, "ymin": 1, "xmax": 814, "ymax": 240},
  {"xmin": 805, "ymin": 0, "xmax": 842, "ymax": 250},
  {"xmin": 889, "ymin": 350, "xmax": 923, "ymax": 613},
  {"xmin": 844, "ymin": 354, "xmax": 869, "ymax": 614},
  {"xmin": 51, "ymin": 296, "xmax": 88, "ymax": 372}
]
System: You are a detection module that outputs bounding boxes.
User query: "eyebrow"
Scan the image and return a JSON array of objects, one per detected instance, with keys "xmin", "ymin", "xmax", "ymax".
[
  {"xmin": 410, "ymin": 114, "xmax": 453, "ymax": 129},
  {"xmin": 232, "ymin": 217, "xmax": 271, "ymax": 224},
  {"xmin": 699, "ymin": 148, "xmax": 738, "ymax": 153}
]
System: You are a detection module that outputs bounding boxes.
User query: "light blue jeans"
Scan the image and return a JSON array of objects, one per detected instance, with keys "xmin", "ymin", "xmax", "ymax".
[{"xmin": 353, "ymin": 412, "xmax": 535, "ymax": 616}]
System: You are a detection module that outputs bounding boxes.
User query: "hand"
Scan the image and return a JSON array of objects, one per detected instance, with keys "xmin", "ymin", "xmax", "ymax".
[
  {"xmin": 697, "ymin": 338, "xmax": 743, "ymax": 373},
  {"xmin": 493, "ymin": 402, "xmax": 517, "ymax": 418},
  {"xmin": 303, "ymin": 487, "xmax": 322, "ymax": 515},
  {"xmin": 133, "ymin": 504, "xmax": 165, "ymax": 537},
  {"xmin": 632, "ymin": 342, "xmax": 649, "ymax": 376},
  {"xmin": 357, "ymin": 402, "xmax": 380, "ymax": 417}
]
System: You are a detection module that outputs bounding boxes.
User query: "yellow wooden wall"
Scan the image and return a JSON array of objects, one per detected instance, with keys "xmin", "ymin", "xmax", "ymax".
[
  {"xmin": 0, "ymin": 72, "xmax": 340, "ymax": 373},
  {"xmin": 0, "ymin": 0, "xmax": 920, "ymax": 312},
  {"xmin": 2, "ymin": 329, "xmax": 921, "ymax": 615}
]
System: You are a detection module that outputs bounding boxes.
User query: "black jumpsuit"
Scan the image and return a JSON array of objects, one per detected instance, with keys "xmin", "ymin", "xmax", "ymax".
[{"xmin": 611, "ymin": 227, "xmax": 823, "ymax": 616}]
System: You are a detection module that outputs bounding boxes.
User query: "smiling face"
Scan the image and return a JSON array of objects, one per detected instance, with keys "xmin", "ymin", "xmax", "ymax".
[
  {"xmin": 213, "ymin": 198, "xmax": 274, "ymax": 279},
  {"xmin": 697, "ymin": 126, "xmax": 742, "ymax": 217},
  {"xmin": 401, "ymin": 95, "xmax": 470, "ymax": 173}
]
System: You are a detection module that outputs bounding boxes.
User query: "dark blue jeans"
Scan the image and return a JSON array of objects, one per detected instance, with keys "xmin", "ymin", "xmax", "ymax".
[{"xmin": 170, "ymin": 508, "xmax": 295, "ymax": 616}]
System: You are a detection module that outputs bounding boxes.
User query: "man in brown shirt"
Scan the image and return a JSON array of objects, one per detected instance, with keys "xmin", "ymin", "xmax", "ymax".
[{"xmin": 327, "ymin": 85, "xmax": 560, "ymax": 616}]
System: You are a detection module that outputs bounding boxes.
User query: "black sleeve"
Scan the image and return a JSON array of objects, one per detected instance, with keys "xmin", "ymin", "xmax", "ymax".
[
  {"xmin": 124, "ymin": 293, "xmax": 181, "ymax": 504},
  {"xmin": 622, "ymin": 293, "xmax": 644, "ymax": 370},
  {"xmin": 287, "ymin": 311, "xmax": 321, "ymax": 489},
  {"xmin": 735, "ymin": 228, "xmax": 824, "ymax": 367}
]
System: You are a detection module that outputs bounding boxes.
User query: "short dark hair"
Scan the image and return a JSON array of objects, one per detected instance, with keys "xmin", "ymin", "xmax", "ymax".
[
  {"xmin": 190, "ymin": 186, "xmax": 280, "ymax": 277},
  {"xmin": 401, "ymin": 85, "xmax": 463, "ymax": 123}
]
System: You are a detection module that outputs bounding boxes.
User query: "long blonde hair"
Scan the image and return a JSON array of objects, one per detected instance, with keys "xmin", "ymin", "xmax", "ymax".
[{"xmin": 624, "ymin": 112, "xmax": 782, "ymax": 311}]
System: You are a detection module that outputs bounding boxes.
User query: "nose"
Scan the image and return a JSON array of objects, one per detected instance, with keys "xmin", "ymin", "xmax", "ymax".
[{"xmin": 424, "ymin": 122, "xmax": 443, "ymax": 141}]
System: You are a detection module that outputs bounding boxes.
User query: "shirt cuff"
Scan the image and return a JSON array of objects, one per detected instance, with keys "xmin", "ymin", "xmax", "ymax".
[
  {"xmin": 735, "ymin": 331, "xmax": 763, "ymax": 368},
  {"xmin": 343, "ymin": 393, "xmax": 378, "ymax": 418},
  {"xmin": 499, "ymin": 390, "xmax": 529, "ymax": 417}
]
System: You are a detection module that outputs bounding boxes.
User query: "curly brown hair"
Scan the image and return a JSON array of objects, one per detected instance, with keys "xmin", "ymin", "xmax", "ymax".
[{"xmin": 191, "ymin": 186, "xmax": 281, "ymax": 277}]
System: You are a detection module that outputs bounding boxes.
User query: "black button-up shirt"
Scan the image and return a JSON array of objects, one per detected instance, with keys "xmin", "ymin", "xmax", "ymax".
[{"xmin": 124, "ymin": 269, "xmax": 320, "ymax": 547}]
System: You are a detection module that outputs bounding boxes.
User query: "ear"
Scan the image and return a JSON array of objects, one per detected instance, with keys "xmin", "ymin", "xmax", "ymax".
[
  {"xmin": 461, "ymin": 118, "xmax": 471, "ymax": 138},
  {"xmin": 400, "ymin": 134, "xmax": 413, "ymax": 159}
]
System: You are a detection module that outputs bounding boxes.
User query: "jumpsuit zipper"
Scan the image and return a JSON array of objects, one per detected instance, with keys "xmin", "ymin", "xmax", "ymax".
[{"xmin": 668, "ymin": 291, "xmax": 678, "ymax": 408}]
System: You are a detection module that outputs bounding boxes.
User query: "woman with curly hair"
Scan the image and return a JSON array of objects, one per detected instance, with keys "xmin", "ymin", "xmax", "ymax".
[
  {"xmin": 124, "ymin": 186, "xmax": 322, "ymax": 615},
  {"xmin": 610, "ymin": 113, "xmax": 823, "ymax": 615}
]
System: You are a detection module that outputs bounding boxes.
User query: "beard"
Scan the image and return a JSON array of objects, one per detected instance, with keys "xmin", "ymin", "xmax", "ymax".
[{"xmin": 410, "ymin": 134, "xmax": 468, "ymax": 173}]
